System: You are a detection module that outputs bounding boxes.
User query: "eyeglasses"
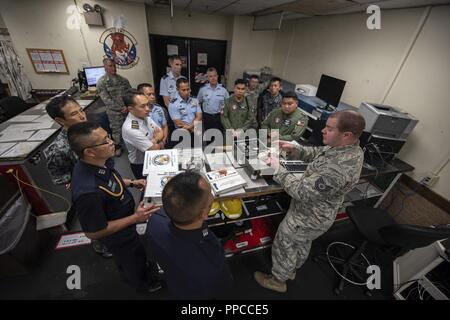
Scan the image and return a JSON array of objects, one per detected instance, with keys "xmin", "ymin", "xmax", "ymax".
[{"xmin": 81, "ymin": 134, "xmax": 114, "ymax": 152}]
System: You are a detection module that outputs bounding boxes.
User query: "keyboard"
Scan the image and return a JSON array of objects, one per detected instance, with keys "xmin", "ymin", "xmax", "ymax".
[{"xmin": 280, "ymin": 160, "xmax": 308, "ymax": 173}]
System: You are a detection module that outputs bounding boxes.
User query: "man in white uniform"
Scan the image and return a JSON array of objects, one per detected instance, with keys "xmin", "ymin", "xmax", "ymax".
[{"xmin": 122, "ymin": 90, "xmax": 165, "ymax": 179}]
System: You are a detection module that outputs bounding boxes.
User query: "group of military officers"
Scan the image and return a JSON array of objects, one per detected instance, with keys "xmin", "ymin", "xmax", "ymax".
[
  {"xmin": 97, "ymin": 55, "xmax": 310, "ymax": 154},
  {"xmin": 42, "ymin": 54, "xmax": 366, "ymax": 297}
]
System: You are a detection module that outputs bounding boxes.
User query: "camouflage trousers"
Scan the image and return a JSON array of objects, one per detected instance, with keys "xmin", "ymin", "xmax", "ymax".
[
  {"xmin": 106, "ymin": 109, "xmax": 126, "ymax": 145},
  {"xmin": 271, "ymin": 214, "xmax": 327, "ymax": 282}
]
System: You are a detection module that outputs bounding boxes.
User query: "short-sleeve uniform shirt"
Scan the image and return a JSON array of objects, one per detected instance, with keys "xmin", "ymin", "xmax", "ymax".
[
  {"xmin": 168, "ymin": 94, "xmax": 202, "ymax": 125},
  {"xmin": 122, "ymin": 112, "xmax": 161, "ymax": 164},
  {"xmin": 159, "ymin": 71, "xmax": 186, "ymax": 100}
]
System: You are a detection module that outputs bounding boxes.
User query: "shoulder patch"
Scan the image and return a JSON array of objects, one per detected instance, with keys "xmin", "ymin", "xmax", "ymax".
[
  {"xmin": 170, "ymin": 97, "xmax": 178, "ymax": 103},
  {"xmin": 314, "ymin": 177, "xmax": 333, "ymax": 193},
  {"xmin": 162, "ymin": 74, "xmax": 169, "ymax": 79}
]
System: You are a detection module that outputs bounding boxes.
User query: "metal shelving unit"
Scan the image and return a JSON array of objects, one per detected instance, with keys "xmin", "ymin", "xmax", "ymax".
[
  {"xmin": 207, "ymin": 199, "xmax": 284, "ymax": 227},
  {"xmin": 344, "ymin": 180, "xmax": 384, "ymax": 203},
  {"xmin": 208, "ymin": 197, "xmax": 284, "ymax": 258}
]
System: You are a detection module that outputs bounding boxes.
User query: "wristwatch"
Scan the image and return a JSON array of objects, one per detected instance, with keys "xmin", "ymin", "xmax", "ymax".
[{"xmin": 129, "ymin": 181, "xmax": 135, "ymax": 188}]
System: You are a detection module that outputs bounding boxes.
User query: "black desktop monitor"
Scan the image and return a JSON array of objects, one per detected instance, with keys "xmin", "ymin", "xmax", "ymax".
[
  {"xmin": 83, "ymin": 66, "xmax": 106, "ymax": 87},
  {"xmin": 316, "ymin": 74, "xmax": 346, "ymax": 109}
]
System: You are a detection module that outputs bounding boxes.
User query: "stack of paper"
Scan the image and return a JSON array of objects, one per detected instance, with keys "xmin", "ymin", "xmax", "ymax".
[
  {"xmin": 142, "ymin": 149, "xmax": 179, "ymax": 176},
  {"xmin": 0, "ymin": 141, "xmax": 42, "ymax": 158},
  {"xmin": 6, "ymin": 115, "xmax": 41, "ymax": 122},
  {"xmin": 143, "ymin": 149, "xmax": 180, "ymax": 204},
  {"xmin": 0, "ymin": 131, "xmax": 34, "ymax": 142},
  {"xmin": 27, "ymin": 129, "xmax": 58, "ymax": 141},
  {"xmin": 0, "ymin": 142, "xmax": 16, "ymax": 156},
  {"xmin": 144, "ymin": 171, "xmax": 180, "ymax": 205},
  {"xmin": 205, "ymin": 167, "xmax": 247, "ymax": 196}
]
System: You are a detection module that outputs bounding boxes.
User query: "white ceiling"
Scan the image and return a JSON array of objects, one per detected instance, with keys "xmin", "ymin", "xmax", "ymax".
[{"xmin": 123, "ymin": 0, "xmax": 450, "ymax": 17}]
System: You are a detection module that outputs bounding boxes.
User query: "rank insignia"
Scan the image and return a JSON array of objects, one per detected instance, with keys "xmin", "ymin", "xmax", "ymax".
[{"xmin": 131, "ymin": 120, "xmax": 139, "ymax": 129}]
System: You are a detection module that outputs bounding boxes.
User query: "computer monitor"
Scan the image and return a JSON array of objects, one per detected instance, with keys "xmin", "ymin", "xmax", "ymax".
[
  {"xmin": 84, "ymin": 66, "xmax": 106, "ymax": 87},
  {"xmin": 315, "ymin": 74, "xmax": 346, "ymax": 109}
]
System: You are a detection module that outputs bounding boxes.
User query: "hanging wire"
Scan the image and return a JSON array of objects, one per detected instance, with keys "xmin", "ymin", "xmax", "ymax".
[{"xmin": 8, "ymin": 169, "xmax": 71, "ymax": 216}]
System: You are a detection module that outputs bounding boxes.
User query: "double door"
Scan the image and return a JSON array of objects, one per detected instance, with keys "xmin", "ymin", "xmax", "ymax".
[{"xmin": 149, "ymin": 34, "xmax": 227, "ymax": 103}]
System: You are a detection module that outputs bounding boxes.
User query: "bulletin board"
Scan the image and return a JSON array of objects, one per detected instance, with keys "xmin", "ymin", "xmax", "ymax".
[{"xmin": 26, "ymin": 48, "xmax": 69, "ymax": 74}]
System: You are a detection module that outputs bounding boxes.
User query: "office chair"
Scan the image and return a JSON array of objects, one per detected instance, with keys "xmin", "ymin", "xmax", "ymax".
[
  {"xmin": 0, "ymin": 96, "xmax": 30, "ymax": 120},
  {"xmin": 313, "ymin": 206, "xmax": 450, "ymax": 296}
]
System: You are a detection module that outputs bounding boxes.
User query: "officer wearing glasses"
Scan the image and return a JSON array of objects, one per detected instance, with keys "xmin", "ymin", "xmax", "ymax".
[
  {"xmin": 44, "ymin": 96, "xmax": 114, "ymax": 259},
  {"xmin": 68, "ymin": 121, "xmax": 162, "ymax": 294}
]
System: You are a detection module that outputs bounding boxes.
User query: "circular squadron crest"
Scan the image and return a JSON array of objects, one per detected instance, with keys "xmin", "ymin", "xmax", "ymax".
[{"xmin": 99, "ymin": 28, "xmax": 139, "ymax": 69}]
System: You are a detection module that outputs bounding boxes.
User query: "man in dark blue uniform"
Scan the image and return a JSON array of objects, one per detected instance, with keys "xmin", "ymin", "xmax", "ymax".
[
  {"xmin": 146, "ymin": 171, "xmax": 233, "ymax": 299},
  {"xmin": 68, "ymin": 121, "xmax": 162, "ymax": 293},
  {"xmin": 44, "ymin": 96, "xmax": 113, "ymax": 259}
]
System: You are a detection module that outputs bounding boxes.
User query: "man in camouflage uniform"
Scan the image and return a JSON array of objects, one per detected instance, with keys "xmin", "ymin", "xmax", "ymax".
[
  {"xmin": 245, "ymin": 74, "xmax": 262, "ymax": 110},
  {"xmin": 44, "ymin": 96, "xmax": 86, "ymax": 185},
  {"xmin": 257, "ymin": 77, "xmax": 284, "ymax": 127},
  {"xmin": 44, "ymin": 95, "xmax": 113, "ymax": 259},
  {"xmin": 245, "ymin": 74, "xmax": 262, "ymax": 109},
  {"xmin": 221, "ymin": 79, "xmax": 256, "ymax": 139},
  {"xmin": 261, "ymin": 92, "xmax": 309, "ymax": 143},
  {"xmin": 255, "ymin": 110, "xmax": 365, "ymax": 293},
  {"xmin": 97, "ymin": 58, "xmax": 131, "ymax": 156}
]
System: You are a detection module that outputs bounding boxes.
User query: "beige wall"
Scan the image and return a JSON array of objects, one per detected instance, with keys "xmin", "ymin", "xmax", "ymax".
[
  {"xmin": 227, "ymin": 16, "xmax": 276, "ymax": 88},
  {"xmin": 272, "ymin": 6, "xmax": 450, "ymax": 199},
  {"xmin": 2, "ymin": 1, "xmax": 276, "ymax": 91},
  {"xmin": 2, "ymin": 1, "xmax": 448, "ymax": 198},
  {"xmin": 384, "ymin": 6, "xmax": 450, "ymax": 199},
  {"xmin": 146, "ymin": 6, "xmax": 276, "ymax": 89},
  {"xmin": 0, "ymin": 0, "xmax": 153, "ymax": 88},
  {"xmin": 272, "ymin": 8, "xmax": 425, "ymax": 106}
]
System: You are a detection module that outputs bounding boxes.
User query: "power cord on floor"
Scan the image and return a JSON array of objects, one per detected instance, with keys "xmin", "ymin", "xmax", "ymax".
[{"xmin": 6, "ymin": 168, "xmax": 71, "ymax": 216}]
